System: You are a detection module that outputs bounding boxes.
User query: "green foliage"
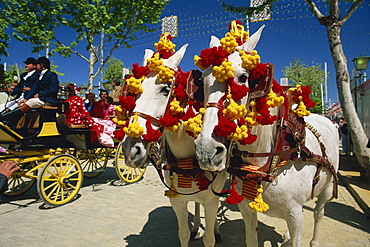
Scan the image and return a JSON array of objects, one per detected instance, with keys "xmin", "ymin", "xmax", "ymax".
[
  {"xmin": 3, "ymin": 64, "xmax": 26, "ymax": 85},
  {"xmin": 103, "ymin": 56, "xmax": 124, "ymax": 82},
  {"xmin": 283, "ymin": 58, "xmax": 327, "ymax": 113},
  {"xmin": 0, "ymin": 15, "xmax": 10, "ymax": 58},
  {"xmin": 0, "ymin": 0, "xmax": 169, "ymax": 56}
]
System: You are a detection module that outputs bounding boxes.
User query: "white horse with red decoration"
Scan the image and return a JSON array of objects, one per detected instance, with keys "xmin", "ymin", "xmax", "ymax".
[
  {"xmin": 119, "ymin": 34, "xmax": 226, "ymax": 247},
  {"xmin": 194, "ymin": 21, "xmax": 339, "ymax": 247}
]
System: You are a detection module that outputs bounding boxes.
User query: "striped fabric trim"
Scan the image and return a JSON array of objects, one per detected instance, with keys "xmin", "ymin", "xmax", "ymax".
[
  {"xmin": 240, "ymin": 165, "xmax": 260, "ymax": 172},
  {"xmin": 242, "ymin": 180, "xmax": 258, "ymax": 201},
  {"xmin": 177, "ymin": 158, "xmax": 194, "ymax": 188}
]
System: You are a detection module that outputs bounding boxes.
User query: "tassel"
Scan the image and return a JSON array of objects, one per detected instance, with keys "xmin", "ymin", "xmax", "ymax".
[
  {"xmin": 225, "ymin": 180, "xmax": 244, "ymax": 205},
  {"xmin": 249, "ymin": 184, "xmax": 269, "ymax": 212},
  {"xmin": 164, "ymin": 175, "xmax": 179, "ymax": 199}
]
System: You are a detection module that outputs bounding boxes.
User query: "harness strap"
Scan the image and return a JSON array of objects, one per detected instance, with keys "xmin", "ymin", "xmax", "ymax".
[
  {"xmin": 232, "ymin": 147, "xmax": 299, "ymax": 158},
  {"xmin": 135, "ymin": 112, "xmax": 162, "ymax": 127}
]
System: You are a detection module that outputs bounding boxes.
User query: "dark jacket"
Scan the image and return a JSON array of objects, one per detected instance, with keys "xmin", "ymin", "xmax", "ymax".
[
  {"xmin": 12, "ymin": 70, "xmax": 39, "ymax": 98},
  {"xmin": 25, "ymin": 70, "xmax": 60, "ymax": 105},
  {"xmin": 0, "ymin": 173, "xmax": 7, "ymax": 193}
]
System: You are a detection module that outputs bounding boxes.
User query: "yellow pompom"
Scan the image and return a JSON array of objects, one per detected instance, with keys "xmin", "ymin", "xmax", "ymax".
[
  {"xmin": 220, "ymin": 33, "xmax": 238, "ymax": 54},
  {"xmin": 223, "ymin": 94, "xmax": 247, "ymax": 121},
  {"xmin": 170, "ymin": 98, "xmax": 184, "ymax": 115},
  {"xmin": 124, "ymin": 115, "xmax": 144, "ymax": 138},
  {"xmin": 158, "ymin": 66, "xmax": 175, "ymax": 83},
  {"xmin": 248, "ymin": 184, "xmax": 269, "ymax": 212},
  {"xmin": 265, "ymin": 89, "xmax": 285, "ymax": 108},
  {"xmin": 155, "ymin": 33, "xmax": 176, "ymax": 53},
  {"xmin": 126, "ymin": 77, "xmax": 144, "ymax": 94},
  {"xmin": 147, "ymin": 53, "xmax": 164, "ymax": 72},
  {"xmin": 245, "ymin": 100, "xmax": 260, "ymax": 126},
  {"xmin": 239, "ymin": 50, "xmax": 260, "ymax": 70},
  {"xmin": 194, "ymin": 55, "xmax": 207, "ymax": 70},
  {"xmin": 212, "ymin": 61, "xmax": 234, "ymax": 82},
  {"xmin": 184, "ymin": 111, "xmax": 204, "ymax": 138}
]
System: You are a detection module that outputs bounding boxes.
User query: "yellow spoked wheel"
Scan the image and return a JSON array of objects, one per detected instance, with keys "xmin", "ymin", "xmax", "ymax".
[
  {"xmin": 74, "ymin": 148, "xmax": 108, "ymax": 178},
  {"xmin": 3, "ymin": 161, "xmax": 38, "ymax": 196},
  {"xmin": 115, "ymin": 142, "xmax": 146, "ymax": 183},
  {"xmin": 37, "ymin": 154, "xmax": 83, "ymax": 207}
]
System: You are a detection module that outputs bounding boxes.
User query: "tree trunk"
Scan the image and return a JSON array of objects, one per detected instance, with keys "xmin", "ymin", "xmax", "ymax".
[
  {"xmin": 326, "ymin": 22, "xmax": 370, "ymax": 177},
  {"xmin": 88, "ymin": 46, "xmax": 96, "ymax": 92}
]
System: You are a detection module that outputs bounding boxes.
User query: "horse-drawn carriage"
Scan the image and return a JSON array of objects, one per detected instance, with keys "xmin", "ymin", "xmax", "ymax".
[{"xmin": 0, "ymin": 95, "xmax": 146, "ymax": 207}]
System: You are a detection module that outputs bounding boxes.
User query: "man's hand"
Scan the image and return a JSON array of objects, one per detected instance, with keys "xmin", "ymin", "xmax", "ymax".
[
  {"xmin": 17, "ymin": 99, "xmax": 27, "ymax": 106},
  {"xmin": 0, "ymin": 160, "xmax": 20, "ymax": 178},
  {"xmin": 23, "ymin": 87, "xmax": 31, "ymax": 91}
]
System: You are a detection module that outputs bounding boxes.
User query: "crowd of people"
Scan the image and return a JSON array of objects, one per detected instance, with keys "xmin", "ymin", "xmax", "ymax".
[{"xmin": 0, "ymin": 56, "xmax": 123, "ymax": 147}]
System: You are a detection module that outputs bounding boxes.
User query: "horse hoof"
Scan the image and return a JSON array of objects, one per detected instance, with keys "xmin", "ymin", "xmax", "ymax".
[
  {"xmin": 215, "ymin": 233, "xmax": 221, "ymax": 243},
  {"xmin": 190, "ymin": 231, "xmax": 198, "ymax": 241}
]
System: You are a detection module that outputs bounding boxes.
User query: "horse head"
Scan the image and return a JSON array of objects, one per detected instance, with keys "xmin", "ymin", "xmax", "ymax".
[
  {"xmin": 121, "ymin": 43, "xmax": 188, "ymax": 168},
  {"xmin": 195, "ymin": 25, "xmax": 267, "ymax": 172}
]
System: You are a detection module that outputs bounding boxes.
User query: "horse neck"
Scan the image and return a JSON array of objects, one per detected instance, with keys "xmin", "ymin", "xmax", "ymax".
[
  {"xmin": 162, "ymin": 123, "xmax": 195, "ymax": 161},
  {"xmin": 237, "ymin": 107, "xmax": 278, "ymax": 167}
]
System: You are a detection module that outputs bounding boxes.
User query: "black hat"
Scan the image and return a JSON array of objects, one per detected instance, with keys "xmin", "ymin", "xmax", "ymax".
[
  {"xmin": 23, "ymin": 57, "xmax": 37, "ymax": 65},
  {"xmin": 37, "ymin": 56, "xmax": 50, "ymax": 69}
]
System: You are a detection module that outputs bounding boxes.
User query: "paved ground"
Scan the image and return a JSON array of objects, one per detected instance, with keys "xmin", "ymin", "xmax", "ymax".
[{"xmin": 1, "ymin": 159, "xmax": 370, "ymax": 247}]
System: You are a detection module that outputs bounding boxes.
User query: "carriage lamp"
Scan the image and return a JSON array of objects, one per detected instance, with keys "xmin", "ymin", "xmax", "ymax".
[
  {"xmin": 103, "ymin": 81, "xmax": 113, "ymax": 91},
  {"xmin": 58, "ymin": 86, "xmax": 69, "ymax": 101},
  {"xmin": 353, "ymin": 55, "xmax": 370, "ymax": 71}
]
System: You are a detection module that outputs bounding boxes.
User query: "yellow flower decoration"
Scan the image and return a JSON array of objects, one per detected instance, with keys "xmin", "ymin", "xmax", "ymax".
[
  {"xmin": 212, "ymin": 61, "xmax": 234, "ymax": 82},
  {"xmin": 265, "ymin": 89, "xmax": 284, "ymax": 108},
  {"xmin": 293, "ymin": 96, "xmax": 311, "ymax": 117},
  {"xmin": 228, "ymin": 125, "xmax": 249, "ymax": 141},
  {"xmin": 194, "ymin": 55, "xmax": 207, "ymax": 70},
  {"xmin": 184, "ymin": 108, "xmax": 205, "ymax": 138},
  {"xmin": 249, "ymin": 184, "xmax": 269, "ymax": 212},
  {"xmin": 239, "ymin": 50, "xmax": 260, "ymax": 71},
  {"xmin": 245, "ymin": 100, "xmax": 260, "ymax": 126},
  {"xmin": 169, "ymin": 98, "xmax": 184, "ymax": 115},
  {"xmin": 229, "ymin": 20, "xmax": 249, "ymax": 43},
  {"xmin": 147, "ymin": 53, "xmax": 164, "ymax": 72},
  {"xmin": 154, "ymin": 33, "xmax": 176, "ymax": 53},
  {"xmin": 220, "ymin": 33, "xmax": 238, "ymax": 54},
  {"xmin": 158, "ymin": 66, "xmax": 175, "ymax": 83},
  {"xmin": 123, "ymin": 115, "xmax": 144, "ymax": 138},
  {"xmin": 164, "ymin": 122, "xmax": 181, "ymax": 132},
  {"xmin": 223, "ymin": 94, "xmax": 247, "ymax": 121},
  {"xmin": 126, "ymin": 76, "xmax": 144, "ymax": 94}
]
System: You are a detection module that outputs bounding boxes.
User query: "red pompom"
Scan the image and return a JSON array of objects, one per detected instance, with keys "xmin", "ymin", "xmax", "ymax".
[
  {"xmin": 229, "ymin": 78, "xmax": 250, "ymax": 101},
  {"xmin": 113, "ymin": 129, "xmax": 125, "ymax": 141},
  {"xmin": 225, "ymin": 181, "xmax": 244, "ymax": 204},
  {"xmin": 214, "ymin": 115, "xmax": 237, "ymax": 137},
  {"xmin": 131, "ymin": 63, "xmax": 149, "ymax": 79},
  {"xmin": 159, "ymin": 109, "xmax": 180, "ymax": 128},
  {"xmin": 119, "ymin": 95, "xmax": 136, "ymax": 111},
  {"xmin": 143, "ymin": 120, "xmax": 162, "ymax": 143}
]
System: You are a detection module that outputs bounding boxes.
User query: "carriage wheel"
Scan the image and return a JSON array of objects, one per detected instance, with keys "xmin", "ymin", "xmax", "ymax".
[
  {"xmin": 37, "ymin": 154, "xmax": 83, "ymax": 207},
  {"xmin": 115, "ymin": 142, "xmax": 146, "ymax": 183},
  {"xmin": 2, "ymin": 161, "xmax": 38, "ymax": 196},
  {"xmin": 74, "ymin": 148, "xmax": 108, "ymax": 178}
]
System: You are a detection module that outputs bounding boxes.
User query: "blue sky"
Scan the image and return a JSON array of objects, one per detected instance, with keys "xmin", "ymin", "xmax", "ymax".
[{"xmin": 2, "ymin": 0, "xmax": 370, "ymax": 104}]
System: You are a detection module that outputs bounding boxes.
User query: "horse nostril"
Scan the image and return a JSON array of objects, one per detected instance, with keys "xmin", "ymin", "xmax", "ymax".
[{"xmin": 216, "ymin": 147, "xmax": 224, "ymax": 156}]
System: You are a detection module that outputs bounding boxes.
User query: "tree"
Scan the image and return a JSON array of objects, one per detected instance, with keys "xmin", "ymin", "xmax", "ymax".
[
  {"xmin": 103, "ymin": 56, "xmax": 124, "ymax": 82},
  {"xmin": 223, "ymin": 0, "xmax": 370, "ymax": 177},
  {"xmin": 0, "ymin": 14, "xmax": 9, "ymax": 58},
  {"xmin": 283, "ymin": 58, "xmax": 326, "ymax": 113},
  {"xmin": 1, "ymin": 0, "xmax": 169, "ymax": 90}
]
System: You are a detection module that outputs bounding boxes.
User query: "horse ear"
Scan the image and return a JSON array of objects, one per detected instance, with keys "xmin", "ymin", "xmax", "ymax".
[
  {"xmin": 163, "ymin": 44, "xmax": 188, "ymax": 70},
  {"xmin": 210, "ymin": 36, "xmax": 220, "ymax": 48},
  {"xmin": 143, "ymin": 49, "xmax": 154, "ymax": 66},
  {"xmin": 238, "ymin": 25, "xmax": 265, "ymax": 53}
]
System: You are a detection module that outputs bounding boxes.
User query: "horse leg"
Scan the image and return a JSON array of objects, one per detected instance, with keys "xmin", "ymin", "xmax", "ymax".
[
  {"xmin": 214, "ymin": 218, "xmax": 221, "ymax": 243},
  {"xmin": 202, "ymin": 197, "xmax": 219, "ymax": 247},
  {"xmin": 310, "ymin": 185, "xmax": 332, "ymax": 247},
  {"xmin": 190, "ymin": 202, "xmax": 201, "ymax": 240},
  {"xmin": 238, "ymin": 200, "xmax": 258, "ymax": 247},
  {"xmin": 284, "ymin": 204, "xmax": 304, "ymax": 247},
  {"xmin": 170, "ymin": 198, "xmax": 190, "ymax": 247}
]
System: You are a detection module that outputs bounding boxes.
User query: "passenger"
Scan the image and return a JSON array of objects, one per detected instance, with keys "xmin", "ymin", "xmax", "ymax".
[
  {"xmin": 1, "ymin": 57, "xmax": 39, "ymax": 112},
  {"xmin": 103, "ymin": 96, "xmax": 116, "ymax": 119},
  {"xmin": 64, "ymin": 84, "xmax": 90, "ymax": 126},
  {"xmin": 0, "ymin": 57, "xmax": 59, "ymax": 127},
  {"xmin": 84, "ymin": 92, "xmax": 96, "ymax": 113},
  {"xmin": 90, "ymin": 90, "xmax": 108, "ymax": 118},
  {"xmin": 0, "ymin": 160, "xmax": 20, "ymax": 193},
  {"xmin": 90, "ymin": 96, "xmax": 116, "ymax": 147},
  {"xmin": 109, "ymin": 79, "xmax": 122, "ymax": 103}
]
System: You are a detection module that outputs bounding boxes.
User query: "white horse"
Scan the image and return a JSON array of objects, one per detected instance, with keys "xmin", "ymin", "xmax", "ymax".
[
  {"xmin": 194, "ymin": 26, "xmax": 339, "ymax": 247},
  {"xmin": 121, "ymin": 44, "xmax": 226, "ymax": 247}
]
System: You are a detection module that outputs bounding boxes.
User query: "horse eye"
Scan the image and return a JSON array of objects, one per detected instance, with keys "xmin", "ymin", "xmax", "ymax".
[
  {"xmin": 159, "ymin": 85, "xmax": 171, "ymax": 96},
  {"xmin": 239, "ymin": 74, "xmax": 248, "ymax": 83}
]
